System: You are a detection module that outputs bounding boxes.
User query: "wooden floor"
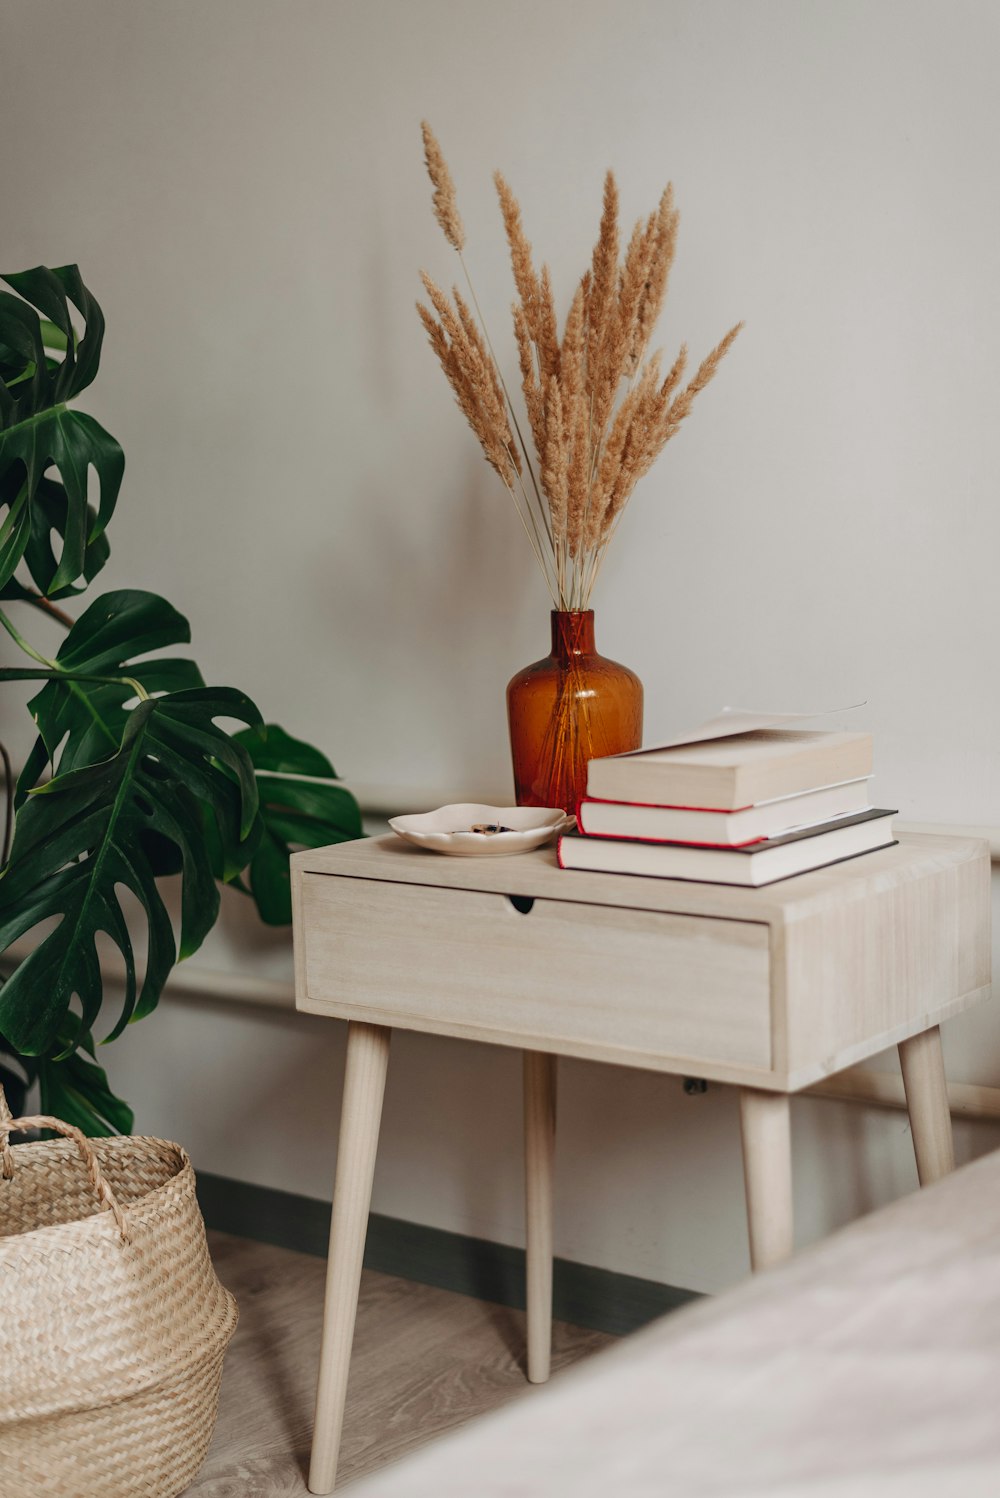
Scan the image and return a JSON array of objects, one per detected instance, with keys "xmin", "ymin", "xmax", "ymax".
[{"xmin": 188, "ymin": 1231, "xmax": 615, "ymax": 1495}]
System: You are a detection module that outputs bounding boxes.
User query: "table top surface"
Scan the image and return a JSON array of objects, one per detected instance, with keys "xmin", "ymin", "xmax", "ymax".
[{"xmin": 293, "ymin": 830, "xmax": 989, "ymax": 927}]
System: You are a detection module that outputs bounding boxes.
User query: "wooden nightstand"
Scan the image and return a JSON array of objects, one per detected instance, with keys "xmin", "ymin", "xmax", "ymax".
[{"xmin": 291, "ymin": 831, "xmax": 991, "ymax": 1493}]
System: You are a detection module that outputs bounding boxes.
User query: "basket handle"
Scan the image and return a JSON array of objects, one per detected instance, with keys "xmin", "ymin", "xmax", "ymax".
[
  {"xmin": 0, "ymin": 1086, "xmax": 131, "ymax": 1243},
  {"xmin": 0, "ymin": 1085, "xmax": 13, "ymax": 1181}
]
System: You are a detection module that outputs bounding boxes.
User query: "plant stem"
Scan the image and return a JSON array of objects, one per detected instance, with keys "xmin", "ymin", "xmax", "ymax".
[
  {"xmin": 458, "ymin": 250, "xmax": 553, "ymax": 546},
  {"xmin": 582, "ymin": 500, "xmax": 632, "ymax": 606},
  {"xmin": 21, "ymin": 591, "xmax": 74, "ymax": 629},
  {"xmin": 0, "ymin": 740, "xmax": 12, "ymax": 866},
  {"xmin": 504, "ymin": 446, "xmax": 560, "ymax": 601},
  {"xmin": 0, "ymin": 609, "xmax": 148, "ymax": 702},
  {"xmin": 0, "ymin": 482, "xmax": 30, "ymax": 554},
  {"xmin": 500, "ymin": 478, "xmax": 559, "ymax": 607},
  {"xmin": 0, "ymin": 608, "xmax": 58, "ymax": 669},
  {"xmin": 0, "ymin": 665, "xmax": 149, "ymax": 701}
]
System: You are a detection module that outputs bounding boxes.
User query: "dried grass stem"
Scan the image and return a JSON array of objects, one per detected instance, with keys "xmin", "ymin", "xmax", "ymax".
[{"xmin": 418, "ymin": 127, "xmax": 742, "ymax": 607}]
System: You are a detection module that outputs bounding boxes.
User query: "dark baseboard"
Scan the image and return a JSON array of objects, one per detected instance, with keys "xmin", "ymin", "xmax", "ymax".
[{"xmin": 196, "ymin": 1171, "xmax": 701, "ymax": 1338}]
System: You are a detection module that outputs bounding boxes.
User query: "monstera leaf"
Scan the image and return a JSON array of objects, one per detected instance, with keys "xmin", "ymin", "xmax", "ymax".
[
  {"xmin": 0, "ymin": 471, "xmax": 110, "ymax": 601},
  {"xmin": 233, "ymin": 725, "xmax": 363, "ymax": 924},
  {"xmin": 0, "ymin": 265, "xmax": 123, "ymax": 596},
  {"xmin": 0, "ymin": 1031, "xmax": 133, "ymax": 1137},
  {"xmin": 0, "ymin": 260, "xmax": 364, "ymax": 1136},
  {"xmin": 11, "ymin": 588, "xmax": 205, "ymax": 801},
  {"xmin": 0, "ymin": 687, "xmax": 262, "ymax": 1056},
  {"xmin": 0, "ymin": 1048, "xmax": 37, "ymax": 1120},
  {"xmin": 37, "ymin": 1031, "xmax": 134, "ymax": 1136}
]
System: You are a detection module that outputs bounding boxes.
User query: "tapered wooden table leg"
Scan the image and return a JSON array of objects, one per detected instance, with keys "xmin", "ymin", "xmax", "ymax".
[
  {"xmin": 308, "ymin": 1022, "xmax": 391, "ymax": 1495},
  {"xmin": 739, "ymin": 1088, "xmax": 793, "ymax": 1272},
  {"xmin": 524, "ymin": 1050, "xmax": 557, "ymax": 1384},
  {"xmin": 899, "ymin": 1025, "xmax": 955, "ymax": 1186}
]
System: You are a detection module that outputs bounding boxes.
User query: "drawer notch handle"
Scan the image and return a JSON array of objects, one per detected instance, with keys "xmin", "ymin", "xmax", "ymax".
[{"xmin": 508, "ymin": 895, "xmax": 535, "ymax": 915}]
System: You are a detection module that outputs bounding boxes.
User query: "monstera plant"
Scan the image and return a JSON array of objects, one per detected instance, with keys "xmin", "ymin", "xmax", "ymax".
[{"xmin": 0, "ymin": 264, "xmax": 361, "ymax": 1133}]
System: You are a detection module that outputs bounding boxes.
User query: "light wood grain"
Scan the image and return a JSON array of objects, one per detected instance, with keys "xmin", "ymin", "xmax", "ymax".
[
  {"xmin": 189, "ymin": 1233, "xmax": 613, "ymax": 1496},
  {"xmin": 809, "ymin": 1064, "xmax": 1000, "ymax": 1120},
  {"xmin": 290, "ymin": 829, "xmax": 993, "ymax": 1490},
  {"xmin": 293, "ymin": 830, "xmax": 986, "ymax": 923},
  {"xmin": 739, "ymin": 1089, "xmax": 793, "ymax": 1270},
  {"xmin": 293, "ymin": 833, "xmax": 991, "ymax": 1091},
  {"xmin": 294, "ymin": 832, "xmax": 792, "ymax": 919},
  {"xmin": 299, "ymin": 877, "xmax": 771, "ymax": 1071},
  {"xmin": 524, "ymin": 1051, "xmax": 557, "ymax": 1385},
  {"xmin": 899, "ymin": 1026, "xmax": 956, "ymax": 1185},
  {"xmin": 309, "ymin": 1023, "xmax": 391, "ymax": 1494},
  {"xmin": 773, "ymin": 836, "xmax": 991, "ymax": 1088}
]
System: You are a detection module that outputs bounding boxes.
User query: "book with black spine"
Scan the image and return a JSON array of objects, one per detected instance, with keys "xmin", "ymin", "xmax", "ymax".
[{"xmin": 558, "ymin": 808, "xmax": 896, "ymax": 886}]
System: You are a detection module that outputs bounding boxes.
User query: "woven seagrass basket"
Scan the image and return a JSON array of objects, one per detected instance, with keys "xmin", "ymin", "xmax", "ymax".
[{"xmin": 0, "ymin": 1088, "xmax": 238, "ymax": 1497}]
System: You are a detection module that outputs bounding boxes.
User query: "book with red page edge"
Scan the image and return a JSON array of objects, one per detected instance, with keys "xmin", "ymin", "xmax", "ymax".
[
  {"xmin": 581, "ymin": 828, "xmax": 768, "ymax": 849},
  {"xmin": 577, "ymin": 777, "xmax": 872, "ymax": 848},
  {"xmin": 584, "ymin": 796, "xmax": 755, "ymax": 811},
  {"xmin": 557, "ymin": 808, "xmax": 896, "ymax": 887}
]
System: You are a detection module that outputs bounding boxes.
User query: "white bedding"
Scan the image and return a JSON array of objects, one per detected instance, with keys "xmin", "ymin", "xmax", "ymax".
[{"xmin": 349, "ymin": 1148, "xmax": 1000, "ymax": 1496}]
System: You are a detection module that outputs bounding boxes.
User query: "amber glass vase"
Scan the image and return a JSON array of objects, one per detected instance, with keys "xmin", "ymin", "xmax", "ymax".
[{"xmin": 506, "ymin": 611, "xmax": 643, "ymax": 813}]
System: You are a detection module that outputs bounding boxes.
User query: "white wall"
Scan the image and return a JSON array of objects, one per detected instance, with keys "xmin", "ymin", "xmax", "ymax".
[{"xmin": 3, "ymin": 0, "xmax": 1000, "ymax": 1294}]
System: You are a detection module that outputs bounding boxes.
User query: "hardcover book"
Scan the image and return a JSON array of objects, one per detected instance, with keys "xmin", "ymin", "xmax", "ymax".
[
  {"xmin": 558, "ymin": 808, "xmax": 896, "ymax": 886},
  {"xmin": 586, "ymin": 729, "xmax": 873, "ymax": 812},
  {"xmin": 578, "ymin": 778, "xmax": 872, "ymax": 846}
]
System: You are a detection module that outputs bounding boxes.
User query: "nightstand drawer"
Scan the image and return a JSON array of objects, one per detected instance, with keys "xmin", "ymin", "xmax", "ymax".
[{"xmin": 298, "ymin": 874, "xmax": 771, "ymax": 1069}]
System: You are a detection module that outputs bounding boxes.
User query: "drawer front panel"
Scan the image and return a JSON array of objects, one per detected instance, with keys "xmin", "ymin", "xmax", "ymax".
[{"xmin": 300, "ymin": 876, "xmax": 771, "ymax": 1069}]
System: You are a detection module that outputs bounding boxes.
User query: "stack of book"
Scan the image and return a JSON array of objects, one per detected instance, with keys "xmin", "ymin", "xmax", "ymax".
[{"xmin": 558, "ymin": 729, "xmax": 896, "ymax": 887}]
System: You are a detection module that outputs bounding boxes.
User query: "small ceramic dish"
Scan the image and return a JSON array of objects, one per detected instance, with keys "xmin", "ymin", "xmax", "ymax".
[{"xmin": 388, "ymin": 803, "xmax": 571, "ymax": 857}]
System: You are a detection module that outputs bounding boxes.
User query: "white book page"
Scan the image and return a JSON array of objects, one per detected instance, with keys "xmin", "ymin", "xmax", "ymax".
[{"xmin": 631, "ymin": 703, "xmax": 867, "ymax": 758}]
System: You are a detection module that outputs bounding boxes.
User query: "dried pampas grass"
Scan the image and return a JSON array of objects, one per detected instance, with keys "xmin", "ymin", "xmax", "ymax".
[
  {"xmin": 416, "ymin": 122, "xmax": 742, "ymax": 608},
  {"xmin": 421, "ymin": 121, "xmax": 465, "ymax": 253}
]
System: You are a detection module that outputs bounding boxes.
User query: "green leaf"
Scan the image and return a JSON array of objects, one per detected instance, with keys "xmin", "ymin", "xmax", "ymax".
[
  {"xmin": 38, "ymin": 1036, "xmax": 134, "ymax": 1137},
  {"xmin": 0, "ymin": 470, "xmax": 109, "ymax": 601},
  {"xmin": 55, "ymin": 588, "xmax": 191, "ymax": 673},
  {"xmin": 0, "ymin": 1043, "xmax": 39, "ymax": 1119},
  {"xmin": 0, "ymin": 265, "xmax": 123, "ymax": 595},
  {"xmin": 2, "ymin": 265, "xmax": 106, "ymax": 406},
  {"xmin": 0, "ymin": 687, "xmax": 262, "ymax": 1055},
  {"xmin": 0, "ymin": 411, "xmax": 123, "ymax": 593},
  {"xmin": 238, "ymin": 723, "xmax": 338, "ymax": 779},
  {"xmin": 245, "ymin": 829, "xmax": 295, "ymax": 925},
  {"xmin": 39, "ymin": 320, "xmax": 70, "ymax": 354},
  {"xmin": 234, "ymin": 724, "xmax": 363, "ymax": 926},
  {"xmin": 16, "ymin": 589, "xmax": 203, "ymax": 798},
  {"xmin": 0, "ymin": 1026, "xmax": 132, "ymax": 1136}
]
